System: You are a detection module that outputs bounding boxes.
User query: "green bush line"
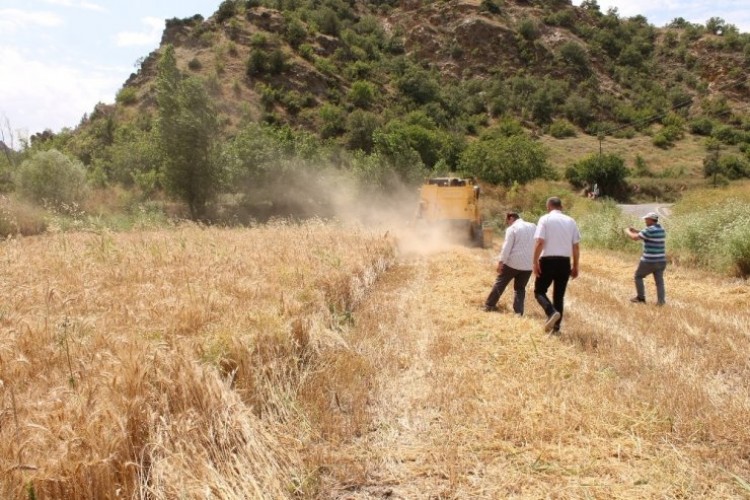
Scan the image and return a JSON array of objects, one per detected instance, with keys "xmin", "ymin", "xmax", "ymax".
[{"xmin": 575, "ymin": 198, "xmax": 750, "ymax": 277}]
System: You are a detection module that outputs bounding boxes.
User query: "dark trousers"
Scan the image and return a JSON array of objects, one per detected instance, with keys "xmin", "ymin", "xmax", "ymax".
[
  {"xmin": 534, "ymin": 257, "xmax": 571, "ymax": 331},
  {"xmin": 635, "ymin": 260, "xmax": 667, "ymax": 304},
  {"xmin": 485, "ymin": 265, "xmax": 532, "ymax": 315}
]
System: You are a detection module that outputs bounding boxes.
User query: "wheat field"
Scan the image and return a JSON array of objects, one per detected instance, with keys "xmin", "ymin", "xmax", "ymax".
[{"xmin": 1, "ymin": 223, "xmax": 749, "ymax": 498}]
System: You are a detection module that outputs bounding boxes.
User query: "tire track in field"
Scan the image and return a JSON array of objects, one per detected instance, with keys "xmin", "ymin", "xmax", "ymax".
[{"xmin": 323, "ymin": 246, "xmax": 750, "ymax": 498}]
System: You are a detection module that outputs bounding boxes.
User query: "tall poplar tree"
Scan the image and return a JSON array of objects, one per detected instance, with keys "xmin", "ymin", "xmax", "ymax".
[{"xmin": 156, "ymin": 45, "xmax": 220, "ymax": 219}]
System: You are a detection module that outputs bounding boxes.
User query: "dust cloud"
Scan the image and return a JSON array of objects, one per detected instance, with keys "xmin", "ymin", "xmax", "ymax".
[{"xmin": 234, "ymin": 163, "xmax": 471, "ymax": 256}]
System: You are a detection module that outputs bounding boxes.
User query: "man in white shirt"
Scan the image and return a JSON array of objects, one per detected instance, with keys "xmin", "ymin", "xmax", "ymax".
[
  {"xmin": 485, "ymin": 211, "xmax": 537, "ymax": 315},
  {"xmin": 532, "ymin": 197, "xmax": 581, "ymax": 334}
]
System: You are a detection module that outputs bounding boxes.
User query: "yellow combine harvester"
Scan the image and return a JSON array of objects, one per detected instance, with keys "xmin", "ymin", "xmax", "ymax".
[{"xmin": 416, "ymin": 177, "xmax": 492, "ymax": 248}]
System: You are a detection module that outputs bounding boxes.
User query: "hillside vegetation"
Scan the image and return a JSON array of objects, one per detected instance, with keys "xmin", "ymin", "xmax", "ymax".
[{"xmin": 2, "ymin": 0, "xmax": 750, "ymax": 227}]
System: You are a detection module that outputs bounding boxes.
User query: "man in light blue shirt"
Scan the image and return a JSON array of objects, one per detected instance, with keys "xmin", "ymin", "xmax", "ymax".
[
  {"xmin": 625, "ymin": 211, "xmax": 667, "ymax": 305},
  {"xmin": 485, "ymin": 211, "xmax": 536, "ymax": 315}
]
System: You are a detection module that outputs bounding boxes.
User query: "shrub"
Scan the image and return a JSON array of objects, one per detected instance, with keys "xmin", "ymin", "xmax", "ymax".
[
  {"xmin": 652, "ymin": 124, "xmax": 683, "ymax": 148},
  {"xmin": 256, "ymin": 83, "xmax": 278, "ymax": 111},
  {"xmin": 480, "ymin": 0, "xmax": 502, "ymax": 15},
  {"xmin": 281, "ymin": 90, "xmax": 304, "ymax": 115},
  {"xmin": 16, "ymin": 149, "xmax": 88, "ymax": 206},
  {"xmin": 250, "ymin": 33, "xmax": 268, "ymax": 48},
  {"xmin": 344, "ymin": 60, "xmax": 373, "ymax": 80},
  {"xmin": 314, "ymin": 56, "xmax": 337, "ymax": 76},
  {"xmin": 268, "ymin": 49, "xmax": 286, "ymax": 75},
  {"xmin": 563, "ymin": 94, "xmax": 594, "ymax": 128},
  {"xmin": 247, "ymin": 49, "xmax": 268, "ymax": 76},
  {"xmin": 377, "ymin": 119, "xmax": 449, "ymax": 169},
  {"xmin": 396, "ymin": 66, "xmax": 440, "ymax": 105},
  {"xmin": 719, "ymin": 155, "xmax": 750, "ymax": 180},
  {"xmin": 188, "ymin": 57, "xmax": 202, "ymax": 71},
  {"xmin": 652, "ymin": 132, "xmax": 671, "ymax": 149},
  {"xmin": 689, "ymin": 117, "xmax": 714, "ymax": 136},
  {"xmin": 115, "ymin": 87, "xmax": 137, "ymax": 105},
  {"xmin": 548, "ymin": 119, "xmax": 577, "ymax": 138},
  {"xmin": 558, "ymin": 42, "xmax": 589, "ymax": 75},
  {"xmin": 574, "ymin": 198, "xmax": 636, "ymax": 251},
  {"xmin": 226, "ymin": 18, "xmax": 242, "ymax": 41},
  {"xmin": 632, "ymin": 155, "xmax": 652, "ymax": 177},
  {"xmin": 348, "ymin": 80, "xmax": 376, "ymax": 109},
  {"xmin": 712, "ymin": 125, "xmax": 743, "ymax": 145},
  {"xmin": 544, "ymin": 9, "xmax": 572, "ymax": 27},
  {"xmin": 165, "ymin": 15, "xmax": 204, "ymax": 29},
  {"xmin": 319, "ymin": 104, "xmax": 346, "ymax": 138},
  {"xmin": 518, "ymin": 18, "xmax": 540, "ymax": 41},
  {"xmin": 670, "ymin": 198, "xmax": 750, "ymax": 276},
  {"xmin": 314, "ymin": 8, "xmax": 340, "ymax": 37},
  {"xmin": 298, "ymin": 43, "xmax": 315, "ymax": 60},
  {"xmin": 285, "ymin": 18, "xmax": 307, "ymax": 48}
]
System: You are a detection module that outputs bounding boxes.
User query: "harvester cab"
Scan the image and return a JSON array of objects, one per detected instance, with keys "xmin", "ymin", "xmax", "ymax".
[{"xmin": 416, "ymin": 177, "xmax": 492, "ymax": 248}]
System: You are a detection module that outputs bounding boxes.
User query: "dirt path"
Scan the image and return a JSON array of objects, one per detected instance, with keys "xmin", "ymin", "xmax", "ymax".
[{"xmin": 323, "ymin": 245, "xmax": 750, "ymax": 498}]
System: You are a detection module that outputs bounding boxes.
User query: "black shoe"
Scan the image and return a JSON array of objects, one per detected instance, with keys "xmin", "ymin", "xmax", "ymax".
[
  {"xmin": 484, "ymin": 305, "xmax": 499, "ymax": 312},
  {"xmin": 630, "ymin": 296, "xmax": 646, "ymax": 303}
]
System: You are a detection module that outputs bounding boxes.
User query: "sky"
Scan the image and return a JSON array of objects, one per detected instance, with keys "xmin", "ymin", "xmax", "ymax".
[
  {"xmin": 1, "ymin": 1, "xmax": 749, "ymax": 143},
  {"xmin": 0, "ymin": 0, "xmax": 219, "ymax": 144}
]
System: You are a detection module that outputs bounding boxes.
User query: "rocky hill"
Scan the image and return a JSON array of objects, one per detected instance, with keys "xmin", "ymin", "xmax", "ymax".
[
  {"xmin": 107, "ymin": 0, "xmax": 749, "ymax": 134},
  {"xmin": 22, "ymin": 0, "xmax": 750, "ymax": 216}
]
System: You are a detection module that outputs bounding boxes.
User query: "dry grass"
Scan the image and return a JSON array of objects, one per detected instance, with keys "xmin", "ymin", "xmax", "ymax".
[
  {"xmin": 0, "ymin": 221, "xmax": 395, "ymax": 499},
  {"xmin": 3, "ymin": 220, "xmax": 749, "ymax": 499},
  {"xmin": 540, "ymin": 132, "xmax": 743, "ymax": 176},
  {"xmin": 317, "ymin": 243, "xmax": 750, "ymax": 498}
]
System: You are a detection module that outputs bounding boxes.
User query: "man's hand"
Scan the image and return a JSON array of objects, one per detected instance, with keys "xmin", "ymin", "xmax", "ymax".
[
  {"xmin": 496, "ymin": 262, "xmax": 503, "ymax": 274},
  {"xmin": 570, "ymin": 266, "xmax": 579, "ymax": 279},
  {"xmin": 533, "ymin": 261, "xmax": 541, "ymax": 278}
]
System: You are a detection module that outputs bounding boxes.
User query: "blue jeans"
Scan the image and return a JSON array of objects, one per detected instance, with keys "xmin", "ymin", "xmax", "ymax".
[{"xmin": 634, "ymin": 260, "xmax": 667, "ymax": 304}]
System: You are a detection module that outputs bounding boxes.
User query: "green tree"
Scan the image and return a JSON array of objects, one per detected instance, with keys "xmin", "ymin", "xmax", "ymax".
[
  {"xmin": 216, "ymin": 0, "xmax": 237, "ymax": 23},
  {"xmin": 371, "ymin": 129, "xmax": 426, "ymax": 186},
  {"xmin": 16, "ymin": 149, "xmax": 87, "ymax": 205},
  {"xmin": 98, "ymin": 122, "xmax": 161, "ymax": 190},
  {"xmin": 459, "ymin": 135, "xmax": 550, "ymax": 186},
  {"xmin": 346, "ymin": 110, "xmax": 379, "ymax": 153},
  {"xmin": 703, "ymin": 143, "xmax": 723, "ymax": 186},
  {"xmin": 319, "ymin": 104, "xmax": 346, "ymax": 139},
  {"xmin": 565, "ymin": 153, "xmax": 629, "ymax": 200},
  {"xmin": 156, "ymin": 45, "xmax": 221, "ymax": 219},
  {"xmin": 396, "ymin": 66, "xmax": 440, "ymax": 105}
]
